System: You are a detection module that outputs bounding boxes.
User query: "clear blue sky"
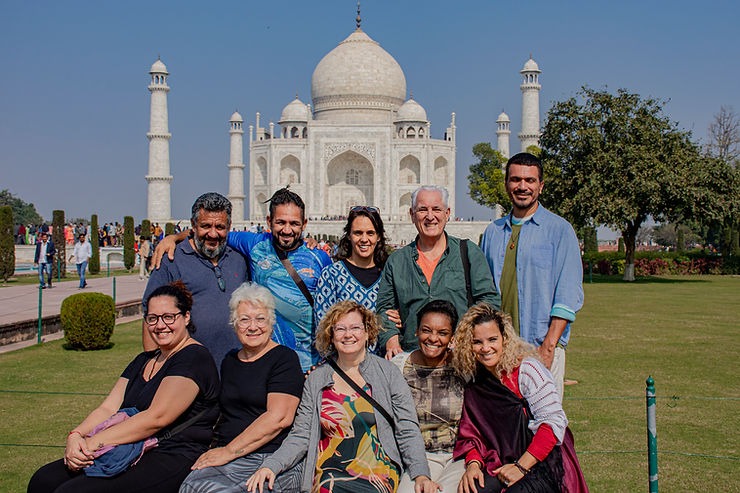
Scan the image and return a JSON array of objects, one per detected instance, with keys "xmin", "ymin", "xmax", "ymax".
[{"xmin": 2, "ymin": 0, "xmax": 738, "ymax": 224}]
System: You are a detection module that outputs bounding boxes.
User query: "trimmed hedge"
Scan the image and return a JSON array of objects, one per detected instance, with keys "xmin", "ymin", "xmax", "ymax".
[
  {"xmin": 61, "ymin": 292, "xmax": 115, "ymax": 350},
  {"xmin": 582, "ymin": 250, "xmax": 739, "ymax": 276}
]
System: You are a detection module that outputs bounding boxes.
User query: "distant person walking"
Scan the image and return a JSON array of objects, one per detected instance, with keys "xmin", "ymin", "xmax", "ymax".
[
  {"xmin": 138, "ymin": 236, "xmax": 152, "ymax": 280},
  {"xmin": 34, "ymin": 232, "xmax": 55, "ymax": 289},
  {"xmin": 70, "ymin": 233, "xmax": 93, "ymax": 289}
]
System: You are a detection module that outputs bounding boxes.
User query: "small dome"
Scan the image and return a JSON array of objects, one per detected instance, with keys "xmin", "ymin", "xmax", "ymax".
[
  {"xmin": 521, "ymin": 57, "xmax": 540, "ymax": 73},
  {"xmin": 279, "ymin": 97, "xmax": 308, "ymax": 123},
  {"xmin": 497, "ymin": 111, "xmax": 510, "ymax": 122},
  {"xmin": 229, "ymin": 111, "xmax": 243, "ymax": 122},
  {"xmin": 150, "ymin": 58, "xmax": 168, "ymax": 74},
  {"xmin": 396, "ymin": 98, "xmax": 428, "ymax": 122}
]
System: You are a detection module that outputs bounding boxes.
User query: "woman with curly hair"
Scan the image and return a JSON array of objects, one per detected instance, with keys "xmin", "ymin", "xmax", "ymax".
[
  {"xmin": 246, "ymin": 301, "xmax": 438, "ymax": 493},
  {"xmin": 452, "ymin": 303, "xmax": 588, "ymax": 493}
]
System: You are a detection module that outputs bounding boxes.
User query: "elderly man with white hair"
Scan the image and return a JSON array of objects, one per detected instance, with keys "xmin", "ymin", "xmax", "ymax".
[{"xmin": 376, "ymin": 185, "xmax": 500, "ymax": 359}]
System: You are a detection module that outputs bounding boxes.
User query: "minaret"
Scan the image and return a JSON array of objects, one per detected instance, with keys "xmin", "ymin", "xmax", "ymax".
[
  {"xmin": 519, "ymin": 56, "xmax": 541, "ymax": 152},
  {"xmin": 496, "ymin": 110, "xmax": 511, "ymax": 158},
  {"xmin": 227, "ymin": 111, "xmax": 245, "ymax": 223},
  {"xmin": 146, "ymin": 57, "xmax": 172, "ymax": 223}
]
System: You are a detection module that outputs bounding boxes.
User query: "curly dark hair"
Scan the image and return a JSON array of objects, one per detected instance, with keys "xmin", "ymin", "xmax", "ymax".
[
  {"xmin": 266, "ymin": 187, "xmax": 305, "ymax": 221},
  {"xmin": 336, "ymin": 208, "xmax": 388, "ymax": 268}
]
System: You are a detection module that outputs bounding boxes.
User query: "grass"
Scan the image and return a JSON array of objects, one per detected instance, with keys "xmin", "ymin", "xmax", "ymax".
[{"xmin": 1, "ymin": 275, "xmax": 738, "ymax": 492}]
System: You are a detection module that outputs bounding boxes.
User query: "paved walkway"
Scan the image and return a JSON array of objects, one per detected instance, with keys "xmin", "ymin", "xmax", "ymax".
[{"xmin": 0, "ymin": 274, "xmax": 147, "ymax": 353}]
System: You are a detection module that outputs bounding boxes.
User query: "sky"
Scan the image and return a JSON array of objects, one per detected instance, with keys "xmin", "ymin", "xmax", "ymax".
[{"xmin": 2, "ymin": 0, "xmax": 739, "ymax": 225}]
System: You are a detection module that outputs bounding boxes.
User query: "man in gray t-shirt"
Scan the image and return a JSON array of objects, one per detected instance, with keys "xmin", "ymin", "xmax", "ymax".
[{"xmin": 142, "ymin": 193, "xmax": 248, "ymax": 365}]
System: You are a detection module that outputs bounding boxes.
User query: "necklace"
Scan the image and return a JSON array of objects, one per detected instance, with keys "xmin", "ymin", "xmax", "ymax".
[{"xmin": 147, "ymin": 337, "xmax": 190, "ymax": 380}]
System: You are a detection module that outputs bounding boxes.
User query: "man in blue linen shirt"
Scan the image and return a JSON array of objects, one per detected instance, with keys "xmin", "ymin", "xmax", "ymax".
[{"xmin": 480, "ymin": 153, "xmax": 583, "ymax": 396}]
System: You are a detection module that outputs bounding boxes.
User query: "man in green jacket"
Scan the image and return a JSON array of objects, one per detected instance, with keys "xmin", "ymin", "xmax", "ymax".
[{"xmin": 376, "ymin": 185, "xmax": 500, "ymax": 358}]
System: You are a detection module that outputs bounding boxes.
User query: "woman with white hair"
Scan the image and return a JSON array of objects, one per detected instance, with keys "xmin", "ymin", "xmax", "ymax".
[{"xmin": 180, "ymin": 283, "xmax": 304, "ymax": 493}]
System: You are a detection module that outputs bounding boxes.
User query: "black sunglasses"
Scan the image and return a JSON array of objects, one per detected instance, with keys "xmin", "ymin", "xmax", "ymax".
[
  {"xmin": 214, "ymin": 266, "xmax": 225, "ymax": 292},
  {"xmin": 349, "ymin": 206, "xmax": 380, "ymax": 215}
]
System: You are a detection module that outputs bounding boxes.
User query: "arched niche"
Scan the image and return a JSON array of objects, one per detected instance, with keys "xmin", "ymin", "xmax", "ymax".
[
  {"xmin": 254, "ymin": 156, "xmax": 267, "ymax": 186},
  {"xmin": 280, "ymin": 155, "xmax": 300, "ymax": 186},
  {"xmin": 326, "ymin": 150, "xmax": 373, "ymax": 216},
  {"xmin": 399, "ymin": 155, "xmax": 420, "ymax": 185},
  {"xmin": 434, "ymin": 156, "xmax": 448, "ymax": 186}
]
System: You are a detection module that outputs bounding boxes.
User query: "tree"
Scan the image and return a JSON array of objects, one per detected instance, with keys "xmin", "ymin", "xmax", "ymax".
[
  {"xmin": 468, "ymin": 143, "xmax": 509, "ymax": 210},
  {"xmin": 123, "ymin": 216, "xmax": 135, "ymax": 270},
  {"xmin": 706, "ymin": 105, "xmax": 739, "ymax": 164},
  {"xmin": 0, "ymin": 189, "xmax": 43, "ymax": 226},
  {"xmin": 52, "ymin": 210, "xmax": 66, "ymax": 279},
  {"xmin": 0, "ymin": 206, "xmax": 14, "ymax": 283},
  {"xmin": 89, "ymin": 214, "xmax": 100, "ymax": 274},
  {"xmin": 539, "ymin": 87, "xmax": 720, "ymax": 281}
]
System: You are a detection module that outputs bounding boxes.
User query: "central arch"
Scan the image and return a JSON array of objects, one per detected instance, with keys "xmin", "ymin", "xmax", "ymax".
[{"xmin": 326, "ymin": 150, "xmax": 374, "ymax": 216}]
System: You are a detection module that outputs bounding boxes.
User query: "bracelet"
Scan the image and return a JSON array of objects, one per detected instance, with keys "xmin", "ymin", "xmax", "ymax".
[
  {"xmin": 466, "ymin": 460, "xmax": 483, "ymax": 470},
  {"xmin": 514, "ymin": 460, "xmax": 530, "ymax": 475},
  {"xmin": 67, "ymin": 430, "xmax": 83, "ymax": 438}
]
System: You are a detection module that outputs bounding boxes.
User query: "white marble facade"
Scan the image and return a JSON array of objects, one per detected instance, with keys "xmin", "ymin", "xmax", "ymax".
[{"xmin": 245, "ymin": 28, "xmax": 456, "ymax": 224}]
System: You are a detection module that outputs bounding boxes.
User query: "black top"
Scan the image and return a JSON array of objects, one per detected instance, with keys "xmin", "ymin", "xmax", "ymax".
[
  {"xmin": 121, "ymin": 344, "xmax": 220, "ymax": 460},
  {"xmin": 342, "ymin": 259, "xmax": 382, "ymax": 289},
  {"xmin": 214, "ymin": 345, "xmax": 304, "ymax": 453}
]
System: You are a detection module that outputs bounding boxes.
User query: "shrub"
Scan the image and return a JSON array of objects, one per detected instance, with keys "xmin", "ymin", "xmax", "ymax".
[
  {"xmin": 0, "ymin": 206, "xmax": 14, "ymax": 283},
  {"xmin": 141, "ymin": 219, "xmax": 151, "ymax": 240},
  {"xmin": 89, "ymin": 214, "xmax": 100, "ymax": 274},
  {"xmin": 123, "ymin": 216, "xmax": 135, "ymax": 270},
  {"xmin": 61, "ymin": 292, "xmax": 115, "ymax": 350},
  {"xmin": 52, "ymin": 210, "xmax": 66, "ymax": 279},
  {"xmin": 165, "ymin": 222, "xmax": 175, "ymax": 236}
]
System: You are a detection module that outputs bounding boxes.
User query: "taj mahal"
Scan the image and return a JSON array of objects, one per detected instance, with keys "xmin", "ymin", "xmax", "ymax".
[{"xmin": 145, "ymin": 15, "xmax": 542, "ymax": 243}]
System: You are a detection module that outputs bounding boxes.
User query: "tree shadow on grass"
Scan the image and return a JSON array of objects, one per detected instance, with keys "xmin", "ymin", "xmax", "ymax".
[{"xmin": 583, "ymin": 275, "xmax": 710, "ymax": 284}]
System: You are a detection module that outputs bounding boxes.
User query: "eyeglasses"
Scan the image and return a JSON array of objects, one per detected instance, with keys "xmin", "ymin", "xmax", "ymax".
[
  {"xmin": 350, "ymin": 206, "xmax": 380, "ymax": 215},
  {"xmin": 334, "ymin": 325, "xmax": 366, "ymax": 335},
  {"xmin": 235, "ymin": 316, "xmax": 269, "ymax": 330},
  {"xmin": 144, "ymin": 312, "xmax": 183, "ymax": 326},
  {"xmin": 214, "ymin": 266, "xmax": 225, "ymax": 292}
]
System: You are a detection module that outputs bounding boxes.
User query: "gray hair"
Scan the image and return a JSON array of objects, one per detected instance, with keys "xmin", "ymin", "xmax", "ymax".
[
  {"xmin": 191, "ymin": 192, "xmax": 232, "ymax": 225},
  {"xmin": 410, "ymin": 185, "xmax": 449, "ymax": 211},
  {"xmin": 229, "ymin": 282, "xmax": 277, "ymax": 329}
]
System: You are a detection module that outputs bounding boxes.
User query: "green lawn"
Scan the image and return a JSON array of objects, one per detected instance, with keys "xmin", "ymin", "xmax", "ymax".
[{"xmin": 1, "ymin": 275, "xmax": 738, "ymax": 492}]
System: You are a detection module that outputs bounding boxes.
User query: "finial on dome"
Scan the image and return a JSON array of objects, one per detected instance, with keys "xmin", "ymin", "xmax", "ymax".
[
  {"xmin": 409, "ymin": 89, "xmax": 413, "ymax": 99},
  {"xmin": 295, "ymin": 92, "xmax": 299, "ymax": 99},
  {"xmin": 529, "ymin": 52, "xmax": 532, "ymax": 59},
  {"xmin": 356, "ymin": 1, "xmax": 361, "ymax": 29}
]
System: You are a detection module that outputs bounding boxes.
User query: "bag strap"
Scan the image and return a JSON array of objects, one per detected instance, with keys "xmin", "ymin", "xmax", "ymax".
[
  {"xmin": 158, "ymin": 404, "xmax": 215, "ymax": 441},
  {"xmin": 460, "ymin": 239, "xmax": 474, "ymax": 307},
  {"xmin": 275, "ymin": 243, "xmax": 314, "ymax": 307},
  {"xmin": 326, "ymin": 357, "xmax": 396, "ymax": 432}
]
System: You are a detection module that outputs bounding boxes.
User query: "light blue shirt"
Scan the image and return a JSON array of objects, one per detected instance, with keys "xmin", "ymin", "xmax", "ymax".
[{"xmin": 480, "ymin": 204, "xmax": 584, "ymax": 347}]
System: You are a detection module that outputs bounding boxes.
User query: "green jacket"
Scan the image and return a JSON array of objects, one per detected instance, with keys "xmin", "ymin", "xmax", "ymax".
[{"xmin": 376, "ymin": 234, "xmax": 500, "ymax": 351}]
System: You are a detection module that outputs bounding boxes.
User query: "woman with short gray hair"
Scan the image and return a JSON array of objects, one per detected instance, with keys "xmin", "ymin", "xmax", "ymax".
[{"xmin": 180, "ymin": 282, "xmax": 304, "ymax": 493}]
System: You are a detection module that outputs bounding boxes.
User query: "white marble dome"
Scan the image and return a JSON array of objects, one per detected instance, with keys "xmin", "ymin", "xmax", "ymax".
[
  {"xmin": 230, "ymin": 111, "xmax": 243, "ymax": 122},
  {"xmin": 279, "ymin": 97, "xmax": 308, "ymax": 122},
  {"xmin": 497, "ymin": 111, "xmax": 510, "ymax": 122},
  {"xmin": 521, "ymin": 58, "xmax": 540, "ymax": 72},
  {"xmin": 311, "ymin": 29, "xmax": 406, "ymax": 122},
  {"xmin": 150, "ymin": 59, "xmax": 168, "ymax": 74},
  {"xmin": 396, "ymin": 98, "xmax": 428, "ymax": 122}
]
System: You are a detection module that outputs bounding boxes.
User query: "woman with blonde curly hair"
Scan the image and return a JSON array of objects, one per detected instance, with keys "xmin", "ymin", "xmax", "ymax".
[
  {"xmin": 452, "ymin": 303, "xmax": 588, "ymax": 493},
  {"xmin": 246, "ymin": 301, "xmax": 438, "ymax": 493}
]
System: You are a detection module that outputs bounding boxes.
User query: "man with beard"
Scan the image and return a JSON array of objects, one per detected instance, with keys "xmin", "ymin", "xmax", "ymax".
[
  {"xmin": 480, "ymin": 153, "xmax": 583, "ymax": 397},
  {"xmin": 142, "ymin": 192, "xmax": 248, "ymax": 364},
  {"xmin": 154, "ymin": 188, "xmax": 331, "ymax": 372}
]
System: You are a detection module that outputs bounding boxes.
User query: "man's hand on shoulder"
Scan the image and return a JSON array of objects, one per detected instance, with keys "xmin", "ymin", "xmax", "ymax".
[{"xmin": 152, "ymin": 230, "xmax": 189, "ymax": 270}]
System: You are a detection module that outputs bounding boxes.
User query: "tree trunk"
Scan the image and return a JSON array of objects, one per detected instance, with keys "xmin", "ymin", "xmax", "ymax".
[{"xmin": 622, "ymin": 225, "xmax": 638, "ymax": 281}]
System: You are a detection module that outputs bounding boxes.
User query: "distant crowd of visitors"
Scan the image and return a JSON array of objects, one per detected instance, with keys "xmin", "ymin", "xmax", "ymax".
[{"xmin": 28, "ymin": 153, "xmax": 589, "ymax": 493}]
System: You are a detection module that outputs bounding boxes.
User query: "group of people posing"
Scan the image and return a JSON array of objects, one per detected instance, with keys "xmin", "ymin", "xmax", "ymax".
[{"xmin": 29, "ymin": 152, "xmax": 587, "ymax": 493}]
